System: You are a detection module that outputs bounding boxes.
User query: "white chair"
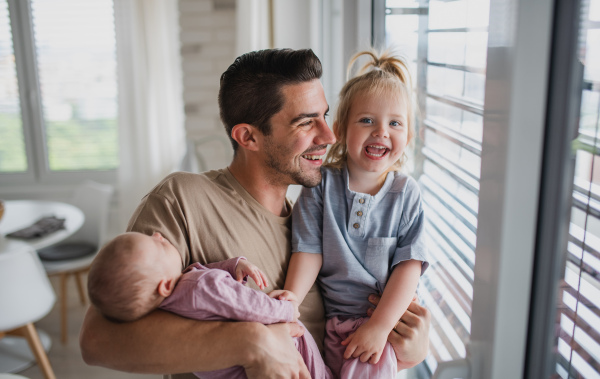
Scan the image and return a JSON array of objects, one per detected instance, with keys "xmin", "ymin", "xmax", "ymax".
[
  {"xmin": 37, "ymin": 181, "xmax": 114, "ymax": 344},
  {"xmin": 0, "ymin": 244, "xmax": 57, "ymax": 379}
]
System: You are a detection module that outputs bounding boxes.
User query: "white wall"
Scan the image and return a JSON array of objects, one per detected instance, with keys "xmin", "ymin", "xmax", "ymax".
[{"xmin": 178, "ymin": 0, "xmax": 237, "ymax": 171}]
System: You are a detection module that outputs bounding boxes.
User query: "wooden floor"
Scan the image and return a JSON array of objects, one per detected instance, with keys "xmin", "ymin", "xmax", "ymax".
[{"xmin": 15, "ymin": 273, "xmax": 160, "ymax": 379}]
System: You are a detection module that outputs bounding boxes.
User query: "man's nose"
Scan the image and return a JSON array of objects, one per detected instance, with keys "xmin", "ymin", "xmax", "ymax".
[{"xmin": 315, "ymin": 120, "xmax": 336, "ymax": 145}]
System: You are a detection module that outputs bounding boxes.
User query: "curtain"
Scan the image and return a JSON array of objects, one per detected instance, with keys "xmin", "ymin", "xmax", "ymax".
[{"xmin": 113, "ymin": 0, "xmax": 185, "ymax": 230}]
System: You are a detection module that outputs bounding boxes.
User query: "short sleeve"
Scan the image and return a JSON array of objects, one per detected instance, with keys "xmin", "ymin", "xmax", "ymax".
[
  {"xmin": 391, "ymin": 178, "xmax": 429, "ymax": 275},
  {"xmin": 127, "ymin": 192, "xmax": 189, "ymax": 267},
  {"xmin": 291, "ymin": 184, "xmax": 324, "ymax": 254}
]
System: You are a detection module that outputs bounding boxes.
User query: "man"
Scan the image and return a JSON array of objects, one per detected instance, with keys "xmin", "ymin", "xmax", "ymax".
[{"xmin": 80, "ymin": 48, "xmax": 430, "ymax": 379}]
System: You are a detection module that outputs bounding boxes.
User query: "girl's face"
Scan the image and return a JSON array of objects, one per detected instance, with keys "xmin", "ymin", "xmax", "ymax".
[{"xmin": 344, "ymin": 90, "xmax": 408, "ymax": 178}]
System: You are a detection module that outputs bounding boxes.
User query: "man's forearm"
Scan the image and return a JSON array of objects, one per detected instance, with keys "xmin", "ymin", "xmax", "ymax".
[{"xmin": 80, "ymin": 306, "xmax": 262, "ymax": 374}]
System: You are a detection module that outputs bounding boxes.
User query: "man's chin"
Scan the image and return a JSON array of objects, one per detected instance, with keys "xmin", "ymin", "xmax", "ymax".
[{"xmin": 293, "ymin": 170, "xmax": 322, "ymax": 188}]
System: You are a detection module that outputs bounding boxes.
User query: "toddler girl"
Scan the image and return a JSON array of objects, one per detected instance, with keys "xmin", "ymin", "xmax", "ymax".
[{"xmin": 271, "ymin": 50, "xmax": 429, "ymax": 378}]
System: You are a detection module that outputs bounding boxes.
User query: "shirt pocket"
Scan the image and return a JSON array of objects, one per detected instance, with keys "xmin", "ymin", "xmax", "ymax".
[{"xmin": 365, "ymin": 237, "xmax": 398, "ymax": 286}]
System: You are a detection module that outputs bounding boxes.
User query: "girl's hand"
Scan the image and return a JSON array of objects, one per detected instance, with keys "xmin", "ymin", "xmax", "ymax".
[
  {"xmin": 235, "ymin": 259, "xmax": 268, "ymax": 289},
  {"xmin": 341, "ymin": 320, "xmax": 389, "ymax": 364},
  {"xmin": 268, "ymin": 290, "xmax": 300, "ymax": 320}
]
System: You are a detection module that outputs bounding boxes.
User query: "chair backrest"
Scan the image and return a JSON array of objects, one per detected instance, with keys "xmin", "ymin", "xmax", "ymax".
[
  {"xmin": 0, "ymin": 245, "xmax": 56, "ymax": 330},
  {"xmin": 68, "ymin": 181, "xmax": 114, "ymax": 248}
]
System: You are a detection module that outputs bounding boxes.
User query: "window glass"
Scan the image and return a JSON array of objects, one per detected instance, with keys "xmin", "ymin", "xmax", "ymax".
[
  {"xmin": 31, "ymin": 0, "xmax": 118, "ymax": 171},
  {"xmin": 553, "ymin": 0, "xmax": 600, "ymax": 376},
  {"xmin": 385, "ymin": 0, "xmax": 490, "ymax": 373},
  {"xmin": 0, "ymin": 0, "xmax": 27, "ymax": 173}
]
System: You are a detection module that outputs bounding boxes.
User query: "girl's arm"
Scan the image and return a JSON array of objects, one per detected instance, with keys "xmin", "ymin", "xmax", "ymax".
[
  {"xmin": 342, "ymin": 259, "xmax": 422, "ymax": 364},
  {"xmin": 270, "ymin": 252, "xmax": 322, "ymax": 304}
]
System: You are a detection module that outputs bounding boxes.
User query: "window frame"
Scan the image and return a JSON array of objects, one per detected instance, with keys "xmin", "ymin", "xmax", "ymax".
[{"xmin": 1, "ymin": 0, "xmax": 116, "ymax": 192}]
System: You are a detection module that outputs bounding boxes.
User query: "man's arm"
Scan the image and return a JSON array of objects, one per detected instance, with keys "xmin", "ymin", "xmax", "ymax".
[
  {"xmin": 80, "ymin": 306, "xmax": 310, "ymax": 378},
  {"xmin": 367, "ymin": 295, "xmax": 431, "ymax": 370}
]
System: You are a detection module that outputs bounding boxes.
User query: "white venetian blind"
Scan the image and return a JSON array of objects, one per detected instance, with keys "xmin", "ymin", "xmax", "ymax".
[
  {"xmin": 31, "ymin": 0, "xmax": 118, "ymax": 171},
  {"xmin": 0, "ymin": 0, "xmax": 26, "ymax": 173},
  {"xmin": 554, "ymin": 0, "xmax": 600, "ymax": 376},
  {"xmin": 385, "ymin": 0, "xmax": 490, "ymax": 373}
]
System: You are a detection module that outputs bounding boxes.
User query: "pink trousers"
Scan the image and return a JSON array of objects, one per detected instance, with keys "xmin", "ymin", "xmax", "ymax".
[{"xmin": 324, "ymin": 316, "xmax": 397, "ymax": 379}]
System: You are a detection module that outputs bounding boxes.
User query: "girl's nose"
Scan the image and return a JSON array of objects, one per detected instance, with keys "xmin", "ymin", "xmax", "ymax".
[{"xmin": 372, "ymin": 124, "xmax": 389, "ymax": 138}]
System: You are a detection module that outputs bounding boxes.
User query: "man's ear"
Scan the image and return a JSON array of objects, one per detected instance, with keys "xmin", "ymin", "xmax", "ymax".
[
  {"xmin": 157, "ymin": 278, "xmax": 175, "ymax": 297},
  {"xmin": 231, "ymin": 123, "xmax": 260, "ymax": 152}
]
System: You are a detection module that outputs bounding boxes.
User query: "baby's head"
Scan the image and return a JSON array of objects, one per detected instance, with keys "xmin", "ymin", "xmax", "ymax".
[
  {"xmin": 88, "ymin": 232, "xmax": 183, "ymax": 322},
  {"xmin": 326, "ymin": 50, "xmax": 415, "ymax": 172}
]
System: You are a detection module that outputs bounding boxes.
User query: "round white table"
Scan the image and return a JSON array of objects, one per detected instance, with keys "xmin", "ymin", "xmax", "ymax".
[
  {"xmin": 0, "ymin": 200, "xmax": 85, "ymax": 251},
  {"xmin": 0, "ymin": 200, "xmax": 84, "ymax": 376}
]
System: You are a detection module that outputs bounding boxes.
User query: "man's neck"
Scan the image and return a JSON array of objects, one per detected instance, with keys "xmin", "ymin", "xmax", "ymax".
[{"xmin": 228, "ymin": 158, "xmax": 290, "ymax": 217}]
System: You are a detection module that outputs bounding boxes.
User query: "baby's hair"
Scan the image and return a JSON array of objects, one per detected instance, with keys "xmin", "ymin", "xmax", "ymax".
[
  {"xmin": 88, "ymin": 233, "xmax": 163, "ymax": 322},
  {"xmin": 325, "ymin": 49, "xmax": 415, "ymax": 171}
]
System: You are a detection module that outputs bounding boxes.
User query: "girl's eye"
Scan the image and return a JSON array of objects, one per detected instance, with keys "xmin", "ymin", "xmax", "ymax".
[
  {"xmin": 359, "ymin": 118, "xmax": 373, "ymax": 124},
  {"xmin": 390, "ymin": 120, "xmax": 401, "ymax": 127}
]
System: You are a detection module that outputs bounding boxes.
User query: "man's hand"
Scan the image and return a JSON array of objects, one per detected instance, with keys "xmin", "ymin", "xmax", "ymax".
[
  {"xmin": 341, "ymin": 319, "xmax": 389, "ymax": 364},
  {"xmin": 235, "ymin": 259, "xmax": 269, "ymax": 289},
  {"xmin": 367, "ymin": 294, "xmax": 431, "ymax": 370},
  {"xmin": 268, "ymin": 290, "xmax": 300, "ymax": 321},
  {"xmin": 244, "ymin": 323, "xmax": 311, "ymax": 379}
]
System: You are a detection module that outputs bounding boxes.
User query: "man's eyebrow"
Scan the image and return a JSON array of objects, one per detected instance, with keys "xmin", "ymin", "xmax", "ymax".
[{"xmin": 289, "ymin": 107, "xmax": 330, "ymax": 125}]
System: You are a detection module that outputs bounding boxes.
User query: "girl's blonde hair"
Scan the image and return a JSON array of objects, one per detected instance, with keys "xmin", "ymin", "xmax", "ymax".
[{"xmin": 325, "ymin": 49, "xmax": 415, "ymax": 171}]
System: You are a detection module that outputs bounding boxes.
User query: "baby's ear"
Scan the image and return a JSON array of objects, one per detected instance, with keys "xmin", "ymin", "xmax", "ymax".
[{"xmin": 157, "ymin": 278, "xmax": 175, "ymax": 297}]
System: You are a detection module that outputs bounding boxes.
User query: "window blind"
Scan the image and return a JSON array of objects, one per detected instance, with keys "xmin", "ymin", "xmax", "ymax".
[
  {"xmin": 0, "ymin": 0, "xmax": 26, "ymax": 173},
  {"xmin": 554, "ymin": 0, "xmax": 600, "ymax": 375},
  {"xmin": 31, "ymin": 0, "xmax": 118, "ymax": 171},
  {"xmin": 385, "ymin": 0, "xmax": 490, "ymax": 373}
]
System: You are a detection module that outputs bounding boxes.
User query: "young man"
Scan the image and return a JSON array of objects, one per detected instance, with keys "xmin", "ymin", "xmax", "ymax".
[{"xmin": 80, "ymin": 49, "xmax": 430, "ymax": 379}]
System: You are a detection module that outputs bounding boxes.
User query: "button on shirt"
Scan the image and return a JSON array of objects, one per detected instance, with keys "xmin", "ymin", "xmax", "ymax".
[{"xmin": 292, "ymin": 166, "xmax": 429, "ymax": 318}]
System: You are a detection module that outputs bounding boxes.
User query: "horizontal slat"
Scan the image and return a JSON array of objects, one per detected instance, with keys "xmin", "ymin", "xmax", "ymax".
[
  {"xmin": 426, "ymin": 60, "xmax": 486, "ymax": 75},
  {"xmin": 425, "ymin": 227, "xmax": 475, "ymax": 283},
  {"xmin": 427, "ymin": 93, "xmax": 484, "ymax": 116},
  {"xmin": 421, "ymin": 177, "xmax": 478, "ymax": 231},
  {"xmin": 420, "ymin": 284, "xmax": 467, "ymax": 357},
  {"xmin": 423, "ymin": 147, "xmax": 480, "ymax": 193},
  {"xmin": 421, "ymin": 161, "xmax": 480, "ymax": 214},
  {"xmin": 572, "ymin": 191, "xmax": 600, "ymax": 219},
  {"xmin": 424, "ymin": 119, "xmax": 482, "ymax": 155},
  {"xmin": 423, "ymin": 192, "xmax": 477, "ymax": 250},
  {"xmin": 427, "ymin": 27, "xmax": 488, "ymax": 33},
  {"xmin": 424, "ymin": 203, "xmax": 476, "ymax": 267},
  {"xmin": 566, "ymin": 240, "xmax": 600, "ymax": 280},
  {"xmin": 574, "ymin": 177, "xmax": 600, "ymax": 206},
  {"xmin": 386, "ymin": 7, "xmax": 428, "ymax": 15}
]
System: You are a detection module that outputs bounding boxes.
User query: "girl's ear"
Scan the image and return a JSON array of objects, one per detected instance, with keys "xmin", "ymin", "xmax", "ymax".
[
  {"xmin": 157, "ymin": 278, "xmax": 175, "ymax": 297},
  {"xmin": 231, "ymin": 123, "xmax": 260, "ymax": 152}
]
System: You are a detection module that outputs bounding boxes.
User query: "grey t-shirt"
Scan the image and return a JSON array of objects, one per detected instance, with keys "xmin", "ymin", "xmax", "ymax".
[{"xmin": 292, "ymin": 166, "xmax": 429, "ymax": 318}]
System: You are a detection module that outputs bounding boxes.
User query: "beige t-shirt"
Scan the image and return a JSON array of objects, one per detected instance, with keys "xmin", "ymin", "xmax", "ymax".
[{"xmin": 127, "ymin": 169, "xmax": 325, "ymax": 379}]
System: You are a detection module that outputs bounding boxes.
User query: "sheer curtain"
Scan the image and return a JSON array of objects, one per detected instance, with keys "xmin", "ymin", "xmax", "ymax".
[{"xmin": 114, "ymin": 0, "xmax": 185, "ymax": 229}]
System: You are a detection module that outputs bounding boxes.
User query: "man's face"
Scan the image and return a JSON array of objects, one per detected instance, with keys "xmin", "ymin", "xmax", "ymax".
[{"xmin": 261, "ymin": 79, "xmax": 336, "ymax": 188}]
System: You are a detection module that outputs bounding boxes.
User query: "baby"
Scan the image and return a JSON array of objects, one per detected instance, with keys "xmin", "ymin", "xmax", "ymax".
[{"xmin": 87, "ymin": 231, "xmax": 331, "ymax": 379}]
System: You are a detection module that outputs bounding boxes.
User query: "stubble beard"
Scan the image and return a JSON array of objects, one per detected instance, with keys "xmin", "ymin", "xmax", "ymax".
[{"xmin": 264, "ymin": 140, "xmax": 323, "ymax": 188}]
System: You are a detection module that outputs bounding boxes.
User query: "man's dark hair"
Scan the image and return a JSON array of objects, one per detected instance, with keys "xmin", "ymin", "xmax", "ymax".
[{"xmin": 218, "ymin": 48, "xmax": 323, "ymax": 151}]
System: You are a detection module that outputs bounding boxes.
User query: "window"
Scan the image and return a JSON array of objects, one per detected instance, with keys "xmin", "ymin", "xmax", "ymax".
[
  {"xmin": 552, "ymin": 0, "xmax": 600, "ymax": 376},
  {"xmin": 379, "ymin": 0, "xmax": 490, "ymax": 374},
  {"xmin": 0, "ymin": 0, "xmax": 118, "ymax": 185}
]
